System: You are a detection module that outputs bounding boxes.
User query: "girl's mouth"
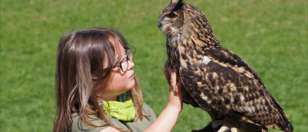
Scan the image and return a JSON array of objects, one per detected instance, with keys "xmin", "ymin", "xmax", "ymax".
[{"xmin": 129, "ymin": 74, "xmax": 134, "ymax": 79}]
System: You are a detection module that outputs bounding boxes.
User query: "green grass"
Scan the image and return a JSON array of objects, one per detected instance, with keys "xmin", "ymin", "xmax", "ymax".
[{"xmin": 0, "ymin": 0, "xmax": 307, "ymax": 131}]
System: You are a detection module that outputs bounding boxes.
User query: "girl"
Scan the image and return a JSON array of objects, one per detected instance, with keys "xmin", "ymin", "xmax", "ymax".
[{"xmin": 54, "ymin": 27, "xmax": 183, "ymax": 132}]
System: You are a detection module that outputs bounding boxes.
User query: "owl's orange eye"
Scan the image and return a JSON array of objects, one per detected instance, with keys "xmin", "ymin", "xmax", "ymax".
[{"xmin": 170, "ymin": 12, "xmax": 177, "ymax": 19}]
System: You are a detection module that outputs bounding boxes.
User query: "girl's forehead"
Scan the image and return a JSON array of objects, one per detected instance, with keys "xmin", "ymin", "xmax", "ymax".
[
  {"xmin": 108, "ymin": 37, "xmax": 125, "ymax": 56},
  {"xmin": 114, "ymin": 44, "xmax": 125, "ymax": 57}
]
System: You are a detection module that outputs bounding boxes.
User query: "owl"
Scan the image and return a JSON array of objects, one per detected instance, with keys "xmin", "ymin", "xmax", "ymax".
[{"xmin": 157, "ymin": 0, "xmax": 293, "ymax": 132}]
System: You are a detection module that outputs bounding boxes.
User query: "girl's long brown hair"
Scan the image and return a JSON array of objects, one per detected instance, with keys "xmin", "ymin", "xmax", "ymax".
[{"xmin": 54, "ymin": 28, "xmax": 145, "ymax": 132}]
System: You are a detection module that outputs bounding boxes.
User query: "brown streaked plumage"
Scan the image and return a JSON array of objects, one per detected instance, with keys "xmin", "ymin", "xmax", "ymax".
[{"xmin": 158, "ymin": 0, "xmax": 293, "ymax": 132}]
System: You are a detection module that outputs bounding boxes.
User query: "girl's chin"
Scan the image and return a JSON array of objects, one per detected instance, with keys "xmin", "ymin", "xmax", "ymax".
[{"xmin": 125, "ymin": 80, "xmax": 135, "ymax": 90}]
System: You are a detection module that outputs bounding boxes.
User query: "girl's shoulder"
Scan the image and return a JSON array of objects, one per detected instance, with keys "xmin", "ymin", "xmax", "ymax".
[
  {"xmin": 121, "ymin": 103, "xmax": 156, "ymax": 131},
  {"xmin": 142, "ymin": 103, "xmax": 155, "ymax": 115},
  {"xmin": 142, "ymin": 103, "xmax": 157, "ymax": 121}
]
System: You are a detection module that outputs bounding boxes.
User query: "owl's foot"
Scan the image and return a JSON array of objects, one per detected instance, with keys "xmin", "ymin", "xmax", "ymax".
[
  {"xmin": 217, "ymin": 126, "xmax": 238, "ymax": 132},
  {"xmin": 211, "ymin": 119, "xmax": 223, "ymax": 130},
  {"xmin": 213, "ymin": 117, "xmax": 265, "ymax": 132},
  {"xmin": 190, "ymin": 119, "xmax": 239, "ymax": 132},
  {"xmin": 212, "ymin": 118, "xmax": 239, "ymax": 132}
]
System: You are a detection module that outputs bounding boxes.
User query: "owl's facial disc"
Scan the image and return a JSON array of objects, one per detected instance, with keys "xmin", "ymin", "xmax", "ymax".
[
  {"xmin": 158, "ymin": 11, "xmax": 181, "ymax": 37},
  {"xmin": 158, "ymin": 0, "xmax": 184, "ymax": 37}
]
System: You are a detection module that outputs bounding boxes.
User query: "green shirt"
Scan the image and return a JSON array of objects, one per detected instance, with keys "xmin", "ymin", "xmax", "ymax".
[{"xmin": 72, "ymin": 103, "xmax": 156, "ymax": 132}]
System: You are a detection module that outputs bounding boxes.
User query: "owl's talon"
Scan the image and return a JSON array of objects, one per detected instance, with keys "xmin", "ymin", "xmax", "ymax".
[
  {"xmin": 217, "ymin": 126, "xmax": 230, "ymax": 132},
  {"xmin": 230, "ymin": 127, "xmax": 238, "ymax": 132},
  {"xmin": 212, "ymin": 120, "xmax": 224, "ymax": 128}
]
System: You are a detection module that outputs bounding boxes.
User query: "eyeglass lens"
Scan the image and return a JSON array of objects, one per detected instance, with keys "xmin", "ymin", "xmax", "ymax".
[{"xmin": 121, "ymin": 53, "xmax": 133, "ymax": 72}]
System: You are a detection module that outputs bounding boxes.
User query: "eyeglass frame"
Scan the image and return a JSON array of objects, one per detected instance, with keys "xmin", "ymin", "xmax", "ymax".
[{"xmin": 113, "ymin": 48, "xmax": 132, "ymax": 72}]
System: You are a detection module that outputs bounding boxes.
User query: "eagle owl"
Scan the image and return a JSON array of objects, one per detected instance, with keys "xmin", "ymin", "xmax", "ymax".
[{"xmin": 157, "ymin": 0, "xmax": 293, "ymax": 132}]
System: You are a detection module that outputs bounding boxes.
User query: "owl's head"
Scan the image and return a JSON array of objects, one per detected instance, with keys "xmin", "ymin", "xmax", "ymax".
[{"xmin": 158, "ymin": 0, "xmax": 207, "ymax": 38}]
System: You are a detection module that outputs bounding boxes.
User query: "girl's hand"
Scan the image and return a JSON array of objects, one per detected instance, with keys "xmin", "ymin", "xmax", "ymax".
[
  {"xmin": 167, "ymin": 66, "xmax": 183, "ymax": 113},
  {"xmin": 144, "ymin": 66, "xmax": 183, "ymax": 132}
]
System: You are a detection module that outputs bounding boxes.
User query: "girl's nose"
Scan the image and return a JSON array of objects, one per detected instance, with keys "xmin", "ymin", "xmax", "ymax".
[{"xmin": 128, "ymin": 61, "xmax": 134, "ymax": 70}]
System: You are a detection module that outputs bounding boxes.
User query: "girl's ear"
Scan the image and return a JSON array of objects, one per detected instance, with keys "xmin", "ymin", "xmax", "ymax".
[{"xmin": 91, "ymin": 73, "xmax": 99, "ymax": 81}]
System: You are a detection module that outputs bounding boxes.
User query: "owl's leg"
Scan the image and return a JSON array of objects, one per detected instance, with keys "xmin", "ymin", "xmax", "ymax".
[
  {"xmin": 211, "ymin": 120, "xmax": 224, "ymax": 132},
  {"xmin": 212, "ymin": 119, "xmax": 223, "ymax": 130},
  {"xmin": 230, "ymin": 128, "xmax": 239, "ymax": 132},
  {"xmin": 216, "ymin": 126, "xmax": 238, "ymax": 132},
  {"xmin": 191, "ymin": 123, "xmax": 216, "ymax": 132},
  {"xmin": 216, "ymin": 117, "xmax": 264, "ymax": 132},
  {"xmin": 262, "ymin": 128, "xmax": 268, "ymax": 132},
  {"xmin": 216, "ymin": 118, "xmax": 239, "ymax": 132},
  {"xmin": 217, "ymin": 126, "xmax": 231, "ymax": 132}
]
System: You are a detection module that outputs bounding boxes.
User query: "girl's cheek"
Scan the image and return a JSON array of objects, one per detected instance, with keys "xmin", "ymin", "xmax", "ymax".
[{"xmin": 111, "ymin": 73, "xmax": 127, "ymax": 89}]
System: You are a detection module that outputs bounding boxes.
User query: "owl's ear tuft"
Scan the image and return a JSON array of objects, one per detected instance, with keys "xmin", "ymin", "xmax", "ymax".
[
  {"xmin": 172, "ymin": 0, "xmax": 184, "ymax": 12},
  {"xmin": 170, "ymin": 0, "xmax": 177, "ymax": 4}
]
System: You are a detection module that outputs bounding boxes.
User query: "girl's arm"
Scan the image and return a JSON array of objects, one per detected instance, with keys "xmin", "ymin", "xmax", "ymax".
[
  {"xmin": 100, "ymin": 66, "xmax": 182, "ymax": 132},
  {"xmin": 144, "ymin": 66, "xmax": 183, "ymax": 132}
]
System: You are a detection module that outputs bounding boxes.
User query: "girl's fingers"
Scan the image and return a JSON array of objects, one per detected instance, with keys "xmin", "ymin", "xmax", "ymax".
[
  {"xmin": 177, "ymin": 81, "xmax": 182, "ymax": 89},
  {"xmin": 170, "ymin": 66, "xmax": 183, "ymax": 97},
  {"xmin": 170, "ymin": 66, "xmax": 177, "ymax": 86},
  {"xmin": 167, "ymin": 66, "xmax": 183, "ymax": 112}
]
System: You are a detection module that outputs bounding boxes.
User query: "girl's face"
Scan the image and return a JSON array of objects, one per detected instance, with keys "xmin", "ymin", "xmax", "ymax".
[{"xmin": 98, "ymin": 42, "xmax": 135, "ymax": 101}]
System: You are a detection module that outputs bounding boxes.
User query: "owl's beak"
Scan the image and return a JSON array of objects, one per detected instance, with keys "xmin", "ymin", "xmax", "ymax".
[
  {"xmin": 157, "ymin": 19, "xmax": 163, "ymax": 29},
  {"xmin": 157, "ymin": 21, "xmax": 162, "ymax": 29}
]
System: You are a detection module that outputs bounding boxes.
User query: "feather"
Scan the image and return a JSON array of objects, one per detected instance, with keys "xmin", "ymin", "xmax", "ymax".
[
  {"xmin": 172, "ymin": 0, "xmax": 184, "ymax": 12},
  {"xmin": 158, "ymin": 1, "xmax": 293, "ymax": 132}
]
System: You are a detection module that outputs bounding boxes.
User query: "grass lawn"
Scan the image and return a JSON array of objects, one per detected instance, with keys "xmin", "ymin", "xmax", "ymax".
[{"xmin": 1, "ymin": 0, "xmax": 307, "ymax": 131}]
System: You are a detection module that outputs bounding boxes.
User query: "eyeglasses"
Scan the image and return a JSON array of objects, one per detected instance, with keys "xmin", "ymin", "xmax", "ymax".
[{"xmin": 113, "ymin": 48, "xmax": 133, "ymax": 72}]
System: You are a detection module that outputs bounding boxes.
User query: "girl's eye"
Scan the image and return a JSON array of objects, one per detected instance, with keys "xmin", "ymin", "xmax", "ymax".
[{"xmin": 170, "ymin": 12, "xmax": 177, "ymax": 19}]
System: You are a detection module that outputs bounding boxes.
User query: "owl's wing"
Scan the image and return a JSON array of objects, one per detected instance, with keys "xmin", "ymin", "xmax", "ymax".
[
  {"xmin": 178, "ymin": 47, "xmax": 292, "ymax": 132},
  {"xmin": 165, "ymin": 59, "xmax": 200, "ymax": 107}
]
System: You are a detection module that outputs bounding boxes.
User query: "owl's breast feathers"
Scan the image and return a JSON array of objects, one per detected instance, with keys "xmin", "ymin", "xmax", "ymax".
[{"xmin": 166, "ymin": 40, "xmax": 293, "ymax": 132}]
